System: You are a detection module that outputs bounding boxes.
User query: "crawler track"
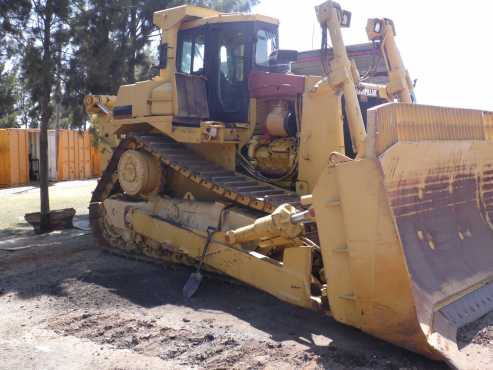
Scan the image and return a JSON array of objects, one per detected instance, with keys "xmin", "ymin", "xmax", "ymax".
[{"xmin": 89, "ymin": 133, "xmax": 302, "ymax": 265}]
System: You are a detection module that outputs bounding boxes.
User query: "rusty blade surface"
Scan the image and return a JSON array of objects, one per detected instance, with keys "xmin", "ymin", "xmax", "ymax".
[
  {"xmin": 379, "ymin": 140, "xmax": 493, "ymax": 365},
  {"xmin": 363, "ymin": 103, "xmax": 493, "ymax": 366}
]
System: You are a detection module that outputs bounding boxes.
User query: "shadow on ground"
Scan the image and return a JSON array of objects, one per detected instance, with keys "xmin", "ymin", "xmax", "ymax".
[
  {"xmin": 0, "ymin": 234, "xmax": 450, "ymax": 369},
  {"xmin": 0, "ymin": 223, "xmax": 33, "ymax": 239}
]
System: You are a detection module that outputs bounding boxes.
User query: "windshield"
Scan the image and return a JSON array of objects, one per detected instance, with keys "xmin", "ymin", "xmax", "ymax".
[{"xmin": 255, "ymin": 29, "xmax": 278, "ymax": 67}]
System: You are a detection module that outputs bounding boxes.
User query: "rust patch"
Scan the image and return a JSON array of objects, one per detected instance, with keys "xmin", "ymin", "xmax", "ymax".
[{"xmin": 383, "ymin": 161, "xmax": 493, "ymax": 347}]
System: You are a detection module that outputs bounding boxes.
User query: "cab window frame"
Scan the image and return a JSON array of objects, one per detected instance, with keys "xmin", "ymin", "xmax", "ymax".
[{"xmin": 177, "ymin": 28, "xmax": 206, "ymax": 75}]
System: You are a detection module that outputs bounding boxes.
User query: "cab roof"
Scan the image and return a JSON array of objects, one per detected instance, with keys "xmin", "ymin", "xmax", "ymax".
[{"xmin": 154, "ymin": 5, "xmax": 279, "ymax": 31}]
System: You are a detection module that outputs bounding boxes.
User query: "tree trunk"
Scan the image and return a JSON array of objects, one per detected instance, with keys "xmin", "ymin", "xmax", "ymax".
[
  {"xmin": 39, "ymin": 108, "xmax": 50, "ymax": 232},
  {"xmin": 127, "ymin": 7, "xmax": 137, "ymax": 83},
  {"xmin": 39, "ymin": 8, "xmax": 53, "ymax": 233}
]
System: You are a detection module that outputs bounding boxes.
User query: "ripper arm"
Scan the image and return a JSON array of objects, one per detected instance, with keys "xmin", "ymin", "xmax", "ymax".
[
  {"xmin": 315, "ymin": 1, "xmax": 367, "ymax": 157},
  {"xmin": 367, "ymin": 18, "xmax": 415, "ymax": 103}
]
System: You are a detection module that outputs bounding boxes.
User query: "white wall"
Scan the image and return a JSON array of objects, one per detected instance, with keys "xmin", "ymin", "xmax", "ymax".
[{"xmin": 28, "ymin": 130, "xmax": 58, "ymax": 181}]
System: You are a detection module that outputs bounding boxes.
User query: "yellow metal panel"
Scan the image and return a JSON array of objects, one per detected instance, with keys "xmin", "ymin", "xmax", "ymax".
[
  {"xmin": 298, "ymin": 84, "xmax": 344, "ymax": 193},
  {"xmin": 180, "ymin": 13, "xmax": 279, "ymax": 30},
  {"xmin": 131, "ymin": 209, "xmax": 316, "ymax": 310},
  {"xmin": 312, "ymin": 159, "xmax": 430, "ymax": 356},
  {"xmin": 367, "ymin": 103, "xmax": 486, "ymax": 157},
  {"xmin": 150, "ymin": 82, "xmax": 174, "ymax": 116},
  {"xmin": 315, "ymin": 102, "xmax": 493, "ymax": 362},
  {"xmin": 117, "ymin": 80, "xmax": 168, "ymax": 118},
  {"xmin": 484, "ymin": 111, "xmax": 493, "ymax": 140},
  {"xmin": 311, "ymin": 164, "xmax": 354, "ymax": 323},
  {"xmin": 153, "ymin": 5, "xmax": 220, "ymax": 30},
  {"xmin": 154, "ymin": 5, "xmax": 279, "ymax": 30}
]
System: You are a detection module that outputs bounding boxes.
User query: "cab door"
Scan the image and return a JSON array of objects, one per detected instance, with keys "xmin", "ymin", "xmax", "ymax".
[
  {"xmin": 205, "ymin": 23, "xmax": 253, "ymax": 123},
  {"xmin": 175, "ymin": 27, "xmax": 210, "ymax": 124}
]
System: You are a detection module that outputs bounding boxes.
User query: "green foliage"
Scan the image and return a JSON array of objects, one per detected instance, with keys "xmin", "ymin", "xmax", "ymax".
[
  {"xmin": 0, "ymin": 64, "xmax": 19, "ymax": 128},
  {"xmin": 0, "ymin": 0, "xmax": 31, "ymax": 49},
  {"xmin": 187, "ymin": 0, "xmax": 258, "ymax": 12}
]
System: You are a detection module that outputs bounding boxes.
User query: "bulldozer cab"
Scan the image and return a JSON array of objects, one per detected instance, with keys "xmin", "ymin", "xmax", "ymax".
[{"xmin": 174, "ymin": 18, "xmax": 281, "ymax": 123}]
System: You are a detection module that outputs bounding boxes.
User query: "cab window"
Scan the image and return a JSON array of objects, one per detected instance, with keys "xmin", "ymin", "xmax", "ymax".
[
  {"xmin": 255, "ymin": 29, "xmax": 278, "ymax": 67},
  {"xmin": 219, "ymin": 32, "xmax": 246, "ymax": 82},
  {"xmin": 180, "ymin": 38, "xmax": 193, "ymax": 73},
  {"xmin": 218, "ymin": 31, "xmax": 246, "ymax": 113},
  {"xmin": 192, "ymin": 34, "xmax": 205, "ymax": 73},
  {"xmin": 178, "ymin": 33, "xmax": 205, "ymax": 74}
]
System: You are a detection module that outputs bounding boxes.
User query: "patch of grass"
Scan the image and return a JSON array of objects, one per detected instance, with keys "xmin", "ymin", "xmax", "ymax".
[{"xmin": 0, "ymin": 180, "xmax": 96, "ymax": 234}]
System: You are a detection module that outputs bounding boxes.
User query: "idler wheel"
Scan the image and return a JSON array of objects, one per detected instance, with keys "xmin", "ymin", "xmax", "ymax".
[{"xmin": 117, "ymin": 150, "xmax": 161, "ymax": 196}]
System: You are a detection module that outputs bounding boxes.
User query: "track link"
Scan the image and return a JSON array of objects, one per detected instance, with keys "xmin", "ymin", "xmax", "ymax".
[{"xmin": 132, "ymin": 133, "xmax": 301, "ymax": 212}]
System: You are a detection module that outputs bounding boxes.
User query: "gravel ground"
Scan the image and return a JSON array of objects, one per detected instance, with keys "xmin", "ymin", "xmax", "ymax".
[{"xmin": 0, "ymin": 180, "xmax": 492, "ymax": 370}]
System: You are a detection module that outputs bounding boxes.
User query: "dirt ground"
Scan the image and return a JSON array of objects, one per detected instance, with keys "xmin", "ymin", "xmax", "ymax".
[
  {"xmin": 0, "ymin": 231, "xmax": 492, "ymax": 370},
  {"xmin": 1, "ymin": 180, "xmax": 492, "ymax": 370}
]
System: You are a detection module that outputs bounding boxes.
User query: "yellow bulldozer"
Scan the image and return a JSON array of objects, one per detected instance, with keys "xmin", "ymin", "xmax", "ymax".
[{"xmin": 84, "ymin": 1, "xmax": 493, "ymax": 367}]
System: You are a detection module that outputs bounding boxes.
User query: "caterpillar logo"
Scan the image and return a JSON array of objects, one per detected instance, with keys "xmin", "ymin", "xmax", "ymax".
[{"xmin": 357, "ymin": 85, "xmax": 378, "ymax": 97}]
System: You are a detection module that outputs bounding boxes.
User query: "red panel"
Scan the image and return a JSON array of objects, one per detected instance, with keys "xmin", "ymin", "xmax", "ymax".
[{"xmin": 248, "ymin": 71, "xmax": 305, "ymax": 99}]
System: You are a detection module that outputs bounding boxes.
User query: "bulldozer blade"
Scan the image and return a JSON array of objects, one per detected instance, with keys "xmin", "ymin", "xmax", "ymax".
[
  {"xmin": 312, "ymin": 103, "xmax": 493, "ymax": 366},
  {"xmin": 183, "ymin": 272, "xmax": 204, "ymax": 299}
]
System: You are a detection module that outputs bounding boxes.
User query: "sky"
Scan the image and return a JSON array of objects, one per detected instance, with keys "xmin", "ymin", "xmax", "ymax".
[{"xmin": 253, "ymin": 0, "xmax": 493, "ymax": 111}]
